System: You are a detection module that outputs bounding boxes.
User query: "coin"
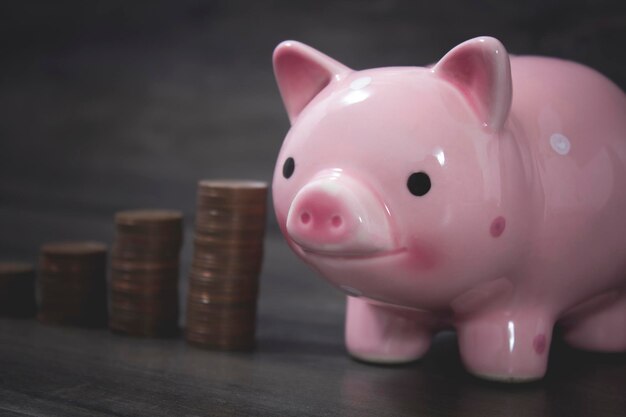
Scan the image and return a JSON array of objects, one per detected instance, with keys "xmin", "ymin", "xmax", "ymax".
[
  {"xmin": 37, "ymin": 242, "xmax": 108, "ymax": 327},
  {"xmin": 109, "ymin": 209, "xmax": 183, "ymax": 337},
  {"xmin": 186, "ymin": 180, "xmax": 266, "ymax": 351},
  {"xmin": 115, "ymin": 209, "xmax": 183, "ymax": 228},
  {"xmin": 41, "ymin": 241, "xmax": 107, "ymax": 257}
]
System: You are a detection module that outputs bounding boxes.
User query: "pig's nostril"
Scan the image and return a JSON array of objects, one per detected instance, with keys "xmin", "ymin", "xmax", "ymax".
[
  {"xmin": 331, "ymin": 215, "xmax": 343, "ymax": 228},
  {"xmin": 300, "ymin": 212, "xmax": 311, "ymax": 225}
]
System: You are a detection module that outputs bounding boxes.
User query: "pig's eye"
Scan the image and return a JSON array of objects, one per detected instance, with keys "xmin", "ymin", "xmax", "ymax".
[
  {"xmin": 283, "ymin": 157, "xmax": 295, "ymax": 179},
  {"xmin": 407, "ymin": 172, "xmax": 431, "ymax": 196}
]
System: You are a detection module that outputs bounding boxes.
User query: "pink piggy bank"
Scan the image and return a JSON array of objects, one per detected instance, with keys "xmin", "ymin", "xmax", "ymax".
[{"xmin": 271, "ymin": 36, "xmax": 626, "ymax": 381}]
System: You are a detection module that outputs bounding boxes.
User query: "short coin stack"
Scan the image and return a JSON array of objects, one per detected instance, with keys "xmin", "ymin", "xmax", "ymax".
[
  {"xmin": 186, "ymin": 180, "xmax": 267, "ymax": 350},
  {"xmin": 110, "ymin": 210, "xmax": 183, "ymax": 337},
  {"xmin": 38, "ymin": 242, "xmax": 108, "ymax": 327},
  {"xmin": 0, "ymin": 262, "xmax": 37, "ymax": 318}
]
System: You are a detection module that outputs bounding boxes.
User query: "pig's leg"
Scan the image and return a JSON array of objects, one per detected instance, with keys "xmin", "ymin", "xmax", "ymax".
[
  {"xmin": 345, "ymin": 296, "xmax": 433, "ymax": 364},
  {"xmin": 561, "ymin": 289, "xmax": 626, "ymax": 352},
  {"xmin": 456, "ymin": 309, "xmax": 554, "ymax": 382}
]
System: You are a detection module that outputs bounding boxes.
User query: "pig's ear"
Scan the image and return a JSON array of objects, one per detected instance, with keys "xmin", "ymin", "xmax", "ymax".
[
  {"xmin": 273, "ymin": 41, "xmax": 351, "ymax": 123},
  {"xmin": 433, "ymin": 37, "xmax": 512, "ymax": 132}
]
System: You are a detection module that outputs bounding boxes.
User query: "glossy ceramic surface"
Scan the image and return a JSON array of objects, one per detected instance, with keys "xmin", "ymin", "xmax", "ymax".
[{"xmin": 271, "ymin": 37, "xmax": 626, "ymax": 382}]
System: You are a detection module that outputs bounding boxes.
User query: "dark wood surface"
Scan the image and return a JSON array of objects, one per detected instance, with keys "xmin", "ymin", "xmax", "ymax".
[
  {"xmin": 1, "ymin": 235, "xmax": 625, "ymax": 417},
  {"xmin": 1, "ymin": 236, "xmax": 625, "ymax": 416},
  {"xmin": 1, "ymin": 1, "xmax": 625, "ymax": 416}
]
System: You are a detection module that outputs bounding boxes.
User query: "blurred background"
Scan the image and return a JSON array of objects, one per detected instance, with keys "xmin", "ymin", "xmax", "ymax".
[
  {"xmin": 1, "ymin": 3, "xmax": 624, "ymax": 413},
  {"xmin": 1, "ymin": 0, "xmax": 625, "ymax": 270}
]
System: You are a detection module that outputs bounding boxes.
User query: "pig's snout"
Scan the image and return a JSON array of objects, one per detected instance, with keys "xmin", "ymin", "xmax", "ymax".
[
  {"xmin": 286, "ymin": 176, "xmax": 393, "ymax": 255},
  {"xmin": 289, "ymin": 188, "xmax": 353, "ymax": 243}
]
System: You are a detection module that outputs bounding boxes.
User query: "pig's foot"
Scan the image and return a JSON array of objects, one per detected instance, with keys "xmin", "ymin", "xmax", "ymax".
[
  {"xmin": 345, "ymin": 296, "xmax": 433, "ymax": 364},
  {"xmin": 561, "ymin": 289, "xmax": 626, "ymax": 352},
  {"xmin": 456, "ymin": 310, "xmax": 554, "ymax": 382}
]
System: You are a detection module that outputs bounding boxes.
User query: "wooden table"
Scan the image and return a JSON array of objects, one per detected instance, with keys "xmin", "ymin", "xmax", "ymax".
[{"xmin": 0, "ymin": 237, "xmax": 624, "ymax": 416}]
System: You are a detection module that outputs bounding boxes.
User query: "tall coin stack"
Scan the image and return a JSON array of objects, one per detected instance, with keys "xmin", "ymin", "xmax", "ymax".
[
  {"xmin": 0, "ymin": 262, "xmax": 37, "ymax": 318},
  {"xmin": 110, "ymin": 210, "xmax": 183, "ymax": 337},
  {"xmin": 186, "ymin": 180, "xmax": 267, "ymax": 350},
  {"xmin": 38, "ymin": 242, "xmax": 108, "ymax": 327}
]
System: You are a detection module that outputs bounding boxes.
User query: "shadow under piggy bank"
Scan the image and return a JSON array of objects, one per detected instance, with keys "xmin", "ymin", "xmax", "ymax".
[{"xmin": 339, "ymin": 331, "xmax": 625, "ymax": 417}]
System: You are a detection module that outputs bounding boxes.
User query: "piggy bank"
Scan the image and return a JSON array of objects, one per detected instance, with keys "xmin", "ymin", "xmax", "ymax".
[{"xmin": 271, "ymin": 36, "xmax": 626, "ymax": 381}]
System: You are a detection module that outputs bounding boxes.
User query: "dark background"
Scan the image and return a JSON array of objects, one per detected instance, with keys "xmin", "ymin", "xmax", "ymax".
[
  {"xmin": 1, "ymin": 0, "xmax": 625, "ymax": 251},
  {"xmin": 0, "ymin": 1, "xmax": 625, "ymax": 416}
]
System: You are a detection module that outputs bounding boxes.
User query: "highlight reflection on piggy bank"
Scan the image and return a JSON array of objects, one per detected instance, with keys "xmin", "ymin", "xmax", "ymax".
[{"xmin": 271, "ymin": 37, "xmax": 626, "ymax": 381}]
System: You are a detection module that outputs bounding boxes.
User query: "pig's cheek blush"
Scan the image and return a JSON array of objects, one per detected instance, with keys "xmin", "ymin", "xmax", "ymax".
[
  {"xmin": 490, "ymin": 216, "xmax": 506, "ymax": 238},
  {"xmin": 405, "ymin": 239, "xmax": 439, "ymax": 271}
]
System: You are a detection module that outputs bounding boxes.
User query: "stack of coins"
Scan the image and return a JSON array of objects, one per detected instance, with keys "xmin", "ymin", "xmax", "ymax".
[
  {"xmin": 186, "ymin": 180, "xmax": 267, "ymax": 350},
  {"xmin": 38, "ymin": 242, "xmax": 108, "ymax": 327},
  {"xmin": 110, "ymin": 210, "xmax": 183, "ymax": 337},
  {"xmin": 0, "ymin": 262, "xmax": 37, "ymax": 318}
]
